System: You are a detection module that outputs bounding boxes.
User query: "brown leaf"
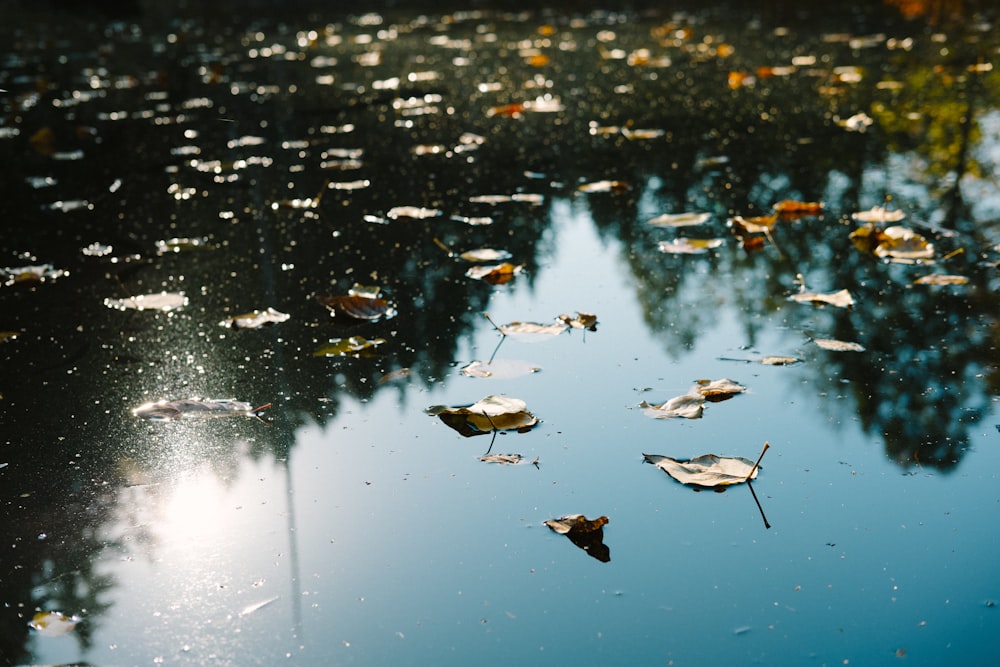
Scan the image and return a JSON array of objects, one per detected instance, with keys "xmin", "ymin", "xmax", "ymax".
[
  {"xmin": 466, "ymin": 262, "xmax": 523, "ymax": 285},
  {"xmin": 426, "ymin": 395, "xmax": 539, "ymax": 437},
  {"xmin": 544, "ymin": 514, "xmax": 611, "ymax": 562},
  {"xmin": 317, "ymin": 294, "xmax": 395, "ymax": 321},
  {"xmin": 643, "ymin": 452, "xmax": 760, "ymax": 487}
]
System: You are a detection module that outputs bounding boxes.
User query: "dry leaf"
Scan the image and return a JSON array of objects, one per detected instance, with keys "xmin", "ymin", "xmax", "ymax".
[
  {"xmin": 643, "ymin": 452, "xmax": 760, "ymax": 487},
  {"xmin": 647, "ymin": 212, "xmax": 711, "ymax": 228},
  {"xmin": 914, "ymin": 274, "xmax": 968, "ymax": 286},
  {"xmin": 760, "ymin": 356, "xmax": 801, "ymax": 366},
  {"xmin": 657, "ymin": 238, "xmax": 724, "ymax": 254},
  {"xmin": 578, "ymin": 180, "xmax": 629, "ymax": 194},
  {"xmin": 105, "ymin": 292, "xmax": 188, "ymax": 311},
  {"xmin": 28, "ymin": 611, "xmax": 81, "ymax": 637},
  {"xmin": 639, "ymin": 393, "xmax": 705, "ymax": 419},
  {"xmin": 544, "ymin": 514, "xmax": 610, "ymax": 562},
  {"xmin": 466, "ymin": 262, "xmax": 523, "ymax": 285},
  {"xmin": 695, "ymin": 378, "xmax": 747, "ymax": 401},
  {"xmin": 426, "ymin": 395, "xmax": 538, "ymax": 437},
  {"xmin": 316, "ymin": 294, "xmax": 395, "ymax": 320},
  {"xmin": 479, "ymin": 453, "xmax": 524, "ymax": 464},
  {"xmin": 133, "ymin": 398, "xmax": 270, "ymax": 421},
  {"xmin": 789, "ymin": 288, "xmax": 855, "ymax": 308},
  {"xmin": 220, "ymin": 307, "xmax": 290, "ymax": 329},
  {"xmin": 813, "ymin": 338, "xmax": 865, "ymax": 352}
]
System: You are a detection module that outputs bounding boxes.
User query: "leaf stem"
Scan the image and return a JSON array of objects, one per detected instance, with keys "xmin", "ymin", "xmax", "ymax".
[{"xmin": 745, "ymin": 441, "xmax": 770, "ymax": 482}]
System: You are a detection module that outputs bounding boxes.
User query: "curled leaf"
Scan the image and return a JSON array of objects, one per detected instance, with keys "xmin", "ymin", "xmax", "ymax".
[
  {"xmin": 133, "ymin": 398, "xmax": 269, "ymax": 421},
  {"xmin": 643, "ymin": 452, "xmax": 760, "ymax": 488},
  {"xmin": 28, "ymin": 611, "xmax": 81, "ymax": 637},
  {"xmin": 789, "ymin": 288, "xmax": 855, "ymax": 308},
  {"xmin": 639, "ymin": 393, "xmax": 704, "ymax": 419},
  {"xmin": 544, "ymin": 514, "xmax": 610, "ymax": 562},
  {"xmin": 220, "ymin": 307, "xmax": 290, "ymax": 329},
  {"xmin": 694, "ymin": 378, "xmax": 747, "ymax": 401},
  {"xmin": 426, "ymin": 395, "xmax": 538, "ymax": 437},
  {"xmin": 557, "ymin": 311, "xmax": 598, "ymax": 331},
  {"xmin": 105, "ymin": 292, "xmax": 188, "ymax": 311},
  {"xmin": 317, "ymin": 294, "xmax": 395, "ymax": 321},
  {"xmin": 458, "ymin": 248, "xmax": 512, "ymax": 262},
  {"xmin": 466, "ymin": 262, "xmax": 523, "ymax": 285},
  {"xmin": 773, "ymin": 200, "xmax": 824, "ymax": 217}
]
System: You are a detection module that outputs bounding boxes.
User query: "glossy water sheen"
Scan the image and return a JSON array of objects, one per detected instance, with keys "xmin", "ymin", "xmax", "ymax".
[{"xmin": 1, "ymin": 2, "xmax": 999, "ymax": 666}]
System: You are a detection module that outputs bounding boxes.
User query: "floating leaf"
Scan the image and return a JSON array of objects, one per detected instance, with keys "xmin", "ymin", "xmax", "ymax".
[
  {"xmin": 813, "ymin": 338, "xmax": 865, "ymax": 352},
  {"xmin": 647, "ymin": 212, "xmax": 711, "ymax": 228},
  {"xmin": 773, "ymin": 200, "xmax": 824, "ymax": 217},
  {"xmin": 496, "ymin": 320, "xmax": 568, "ymax": 337},
  {"xmin": 1, "ymin": 264, "xmax": 67, "ymax": 287},
  {"xmin": 220, "ymin": 307, "xmax": 290, "ymax": 329},
  {"xmin": 460, "ymin": 359, "xmax": 542, "ymax": 379},
  {"xmin": 789, "ymin": 288, "xmax": 855, "ymax": 308},
  {"xmin": 426, "ymin": 395, "xmax": 538, "ymax": 437},
  {"xmin": 557, "ymin": 311, "xmax": 598, "ymax": 331},
  {"xmin": 314, "ymin": 336, "xmax": 386, "ymax": 357},
  {"xmin": 578, "ymin": 179, "xmax": 629, "ymax": 194},
  {"xmin": 238, "ymin": 596, "xmax": 279, "ymax": 618},
  {"xmin": 639, "ymin": 378, "xmax": 745, "ymax": 418},
  {"xmin": 760, "ymin": 356, "xmax": 802, "ymax": 366},
  {"xmin": 316, "ymin": 294, "xmax": 395, "ymax": 320},
  {"xmin": 479, "ymin": 453, "xmax": 525, "ymax": 464},
  {"xmin": 544, "ymin": 514, "xmax": 610, "ymax": 563},
  {"xmin": 155, "ymin": 237, "xmax": 214, "ymax": 255},
  {"xmin": 465, "ymin": 262, "xmax": 523, "ymax": 285},
  {"xmin": 639, "ymin": 393, "xmax": 705, "ymax": 419},
  {"xmin": 694, "ymin": 378, "xmax": 747, "ymax": 401},
  {"xmin": 28, "ymin": 611, "xmax": 81, "ymax": 637},
  {"xmin": 458, "ymin": 248, "xmax": 512, "ymax": 262},
  {"xmin": 105, "ymin": 292, "xmax": 188, "ymax": 311},
  {"xmin": 386, "ymin": 206, "xmax": 442, "ymax": 220},
  {"xmin": 133, "ymin": 398, "xmax": 270, "ymax": 421},
  {"xmin": 657, "ymin": 238, "xmax": 724, "ymax": 254},
  {"xmin": 643, "ymin": 452, "xmax": 760, "ymax": 488},
  {"xmin": 914, "ymin": 274, "xmax": 968, "ymax": 286},
  {"xmin": 851, "ymin": 206, "xmax": 906, "ymax": 223}
]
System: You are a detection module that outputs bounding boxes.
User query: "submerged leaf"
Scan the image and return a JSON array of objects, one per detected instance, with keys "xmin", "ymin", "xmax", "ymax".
[
  {"xmin": 220, "ymin": 307, "xmax": 290, "ymax": 329},
  {"xmin": 643, "ymin": 452, "xmax": 760, "ymax": 487},
  {"xmin": 314, "ymin": 336, "xmax": 386, "ymax": 357},
  {"xmin": 657, "ymin": 238, "xmax": 724, "ymax": 254},
  {"xmin": 28, "ymin": 611, "xmax": 81, "ymax": 637},
  {"xmin": 317, "ymin": 294, "xmax": 395, "ymax": 320},
  {"xmin": 105, "ymin": 292, "xmax": 188, "ymax": 311},
  {"xmin": 133, "ymin": 398, "xmax": 269, "ymax": 421},
  {"xmin": 647, "ymin": 212, "xmax": 711, "ymax": 228},
  {"xmin": 426, "ymin": 395, "xmax": 538, "ymax": 437}
]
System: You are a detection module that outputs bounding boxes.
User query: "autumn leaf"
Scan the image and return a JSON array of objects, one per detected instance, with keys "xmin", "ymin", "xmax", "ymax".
[
  {"xmin": 386, "ymin": 206, "xmax": 442, "ymax": 220},
  {"xmin": 544, "ymin": 514, "xmax": 610, "ymax": 562},
  {"xmin": 314, "ymin": 336, "xmax": 386, "ymax": 357},
  {"xmin": 105, "ymin": 292, "xmax": 188, "ymax": 311},
  {"xmin": 851, "ymin": 206, "xmax": 906, "ymax": 224},
  {"xmin": 133, "ymin": 398, "xmax": 270, "ymax": 421},
  {"xmin": 496, "ymin": 320, "xmax": 568, "ymax": 337},
  {"xmin": 788, "ymin": 288, "xmax": 855, "ymax": 308},
  {"xmin": 458, "ymin": 248, "xmax": 512, "ymax": 262},
  {"xmin": 761, "ymin": 356, "xmax": 802, "ymax": 366},
  {"xmin": 558, "ymin": 311, "xmax": 598, "ymax": 331},
  {"xmin": 316, "ymin": 294, "xmax": 396, "ymax": 320},
  {"xmin": 643, "ymin": 450, "xmax": 763, "ymax": 488},
  {"xmin": 647, "ymin": 212, "xmax": 711, "ymax": 228},
  {"xmin": 466, "ymin": 262, "xmax": 523, "ymax": 285},
  {"xmin": 914, "ymin": 274, "xmax": 968, "ymax": 286},
  {"xmin": 28, "ymin": 611, "xmax": 81, "ymax": 637},
  {"xmin": 220, "ymin": 307, "xmax": 290, "ymax": 329},
  {"xmin": 657, "ymin": 238, "xmax": 724, "ymax": 254},
  {"xmin": 480, "ymin": 453, "xmax": 530, "ymax": 464},
  {"xmin": 639, "ymin": 393, "xmax": 705, "ymax": 419},
  {"xmin": 773, "ymin": 200, "xmax": 824, "ymax": 218},
  {"xmin": 849, "ymin": 224, "xmax": 934, "ymax": 262},
  {"xmin": 639, "ymin": 378, "xmax": 745, "ymax": 418},
  {"xmin": 813, "ymin": 338, "xmax": 865, "ymax": 352},
  {"xmin": 426, "ymin": 395, "xmax": 538, "ymax": 437},
  {"xmin": 577, "ymin": 179, "xmax": 629, "ymax": 194}
]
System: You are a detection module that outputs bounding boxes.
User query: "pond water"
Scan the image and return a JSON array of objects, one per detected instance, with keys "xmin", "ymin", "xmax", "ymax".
[{"xmin": 2, "ymin": 1, "xmax": 999, "ymax": 665}]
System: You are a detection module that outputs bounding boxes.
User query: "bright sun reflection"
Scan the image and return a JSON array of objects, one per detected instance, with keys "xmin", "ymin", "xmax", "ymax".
[{"xmin": 160, "ymin": 470, "xmax": 229, "ymax": 543}]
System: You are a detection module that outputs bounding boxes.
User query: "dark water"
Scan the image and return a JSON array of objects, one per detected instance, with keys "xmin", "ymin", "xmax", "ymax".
[{"xmin": 2, "ymin": 1, "xmax": 999, "ymax": 665}]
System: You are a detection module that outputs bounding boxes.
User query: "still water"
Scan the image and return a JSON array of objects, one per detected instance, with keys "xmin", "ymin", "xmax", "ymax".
[{"xmin": 2, "ymin": 1, "xmax": 999, "ymax": 665}]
